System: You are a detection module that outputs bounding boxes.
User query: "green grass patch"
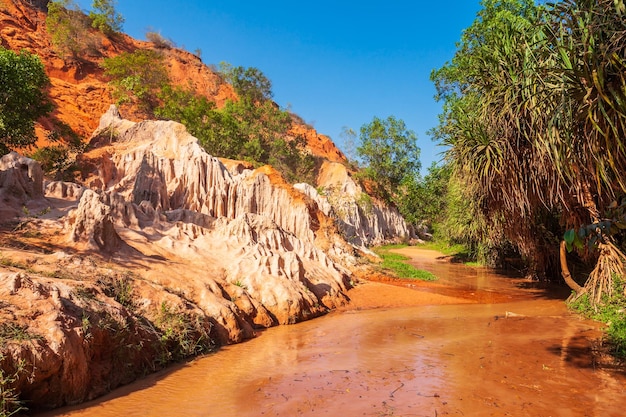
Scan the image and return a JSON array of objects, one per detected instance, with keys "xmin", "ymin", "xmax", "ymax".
[
  {"xmin": 416, "ymin": 240, "xmax": 484, "ymax": 266},
  {"xmin": 568, "ymin": 277, "xmax": 626, "ymax": 359},
  {"xmin": 416, "ymin": 240, "xmax": 467, "ymax": 256},
  {"xmin": 0, "ymin": 323, "xmax": 42, "ymax": 344},
  {"xmin": 373, "ymin": 245, "xmax": 437, "ymax": 281}
]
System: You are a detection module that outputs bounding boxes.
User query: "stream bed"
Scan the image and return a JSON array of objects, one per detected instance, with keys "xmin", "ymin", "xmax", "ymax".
[{"xmin": 40, "ymin": 248, "xmax": 626, "ymax": 416}]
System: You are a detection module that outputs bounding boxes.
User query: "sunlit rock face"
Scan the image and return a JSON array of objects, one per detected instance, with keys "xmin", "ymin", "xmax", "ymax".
[
  {"xmin": 79, "ymin": 105, "xmax": 354, "ymax": 327},
  {"xmin": 296, "ymin": 161, "xmax": 416, "ymax": 247},
  {"xmin": 0, "ymin": 106, "xmax": 360, "ymax": 409}
]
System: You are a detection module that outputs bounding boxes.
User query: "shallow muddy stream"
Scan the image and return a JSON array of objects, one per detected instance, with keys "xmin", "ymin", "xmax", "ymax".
[{"xmin": 41, "ymin": 248, "xmax": 625, "ymax": 416}]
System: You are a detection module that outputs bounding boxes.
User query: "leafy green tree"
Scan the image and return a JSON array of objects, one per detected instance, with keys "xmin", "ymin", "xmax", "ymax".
[
  {"xmin": 155, "ymin": 85, "xmax": 247, "ymax": 158},
  {"xmin": 432, "ymin": 0, "xmax": 626, "ymax": 291},
  {"xmin": 89, "ymin": 0, "xmax": 124, "ymax": 35},
  {"xmin": 400, "ymin": 162, "xmax": 450, "ymax": 228},
  {"xmin": 0, "ymin": 47, "xmax": 53, "ymax": 155},
  {"xmin": 357, "ymin": 115, "xmax": 421, "ymax": 204},
  {"xmin": 102, "ymin": 49, "xmax": 169, "ymax": 113},
  {"xmin": 46, "ymin": 0, "xmax": 97, "ymax": 60},
  {"xmin": 218, "ymin": 62, "xmax": 273, "ymax": 102}
]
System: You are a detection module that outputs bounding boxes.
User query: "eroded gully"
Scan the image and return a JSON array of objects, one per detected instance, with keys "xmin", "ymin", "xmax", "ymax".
[{"xmin": 40, "ymin": 248, "xmax": 626, "ymax": 416}]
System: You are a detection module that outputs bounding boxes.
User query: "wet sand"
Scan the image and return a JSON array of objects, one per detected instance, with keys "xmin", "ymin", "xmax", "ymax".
[{"xmin": 39, "ymin": 248, "xmax": 626, "ymax": 417}]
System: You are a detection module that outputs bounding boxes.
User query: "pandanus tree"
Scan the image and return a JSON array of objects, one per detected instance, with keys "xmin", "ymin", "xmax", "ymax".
[
  {"xmin": 539, "ymin": 0, "xmax": 626, "ymax": 302},
  {"xmin": 432, "ymin": 0, "xmax": 558, "ymax": 277},
  {"xmin": 432, "ymin": 0, "xmax": 626, "ymax": 303}
]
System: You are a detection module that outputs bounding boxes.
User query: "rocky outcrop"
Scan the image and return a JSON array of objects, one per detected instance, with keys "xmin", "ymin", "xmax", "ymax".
[
  {"xmin": 0, "ymin": 151, "xmax": 44, "ymax": 201},
  {"xmin": 0, "ymin": 151, "xmax": 46, "ymax": 219},
  {"xmin": 0, "ymin": 108, "xmax": 360, "ymax": 411},
  {"xmin": 66, "ymin": 189, "xmax": 123, "ymax": 252},
  {"xmin": 0, "ymin": 269, "xmax": 159, "ymax": 408},
  {"xmin": 296, "ymin": 161, "xmax": 415, "ymax": 247},
  {"xmin": 74, "ymin": 106, "xmax": 353, "ymax": 323}
]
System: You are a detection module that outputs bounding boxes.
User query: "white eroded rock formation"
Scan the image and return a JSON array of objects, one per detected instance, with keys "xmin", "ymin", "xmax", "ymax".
[
  {"xmin": 0, "ymin": 106, "xmax": 415, "ymax": 410},
  {"xmin": 79, "ymin": 106, "xmax": 353, "ymax": 328},
  {"xmin": 296, "ymin": 160, "xmax": 415, "ymax": 247}
]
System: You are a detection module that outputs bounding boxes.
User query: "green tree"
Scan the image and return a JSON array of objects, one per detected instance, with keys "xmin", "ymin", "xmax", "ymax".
[
  {"xmin": 218, "ymin": 62, "xmax": 273, "ymax": 102},
  {"xmin": 431, "ymin": 0, "xmax": 553, "ymax": 272},
  {"xmin": 432, "ymin": 0, "xmax": 626, "ymax": 291},
  {"xmin": 357, "ymin": 115, "xmax": 421, "ymax": 204},
  {"xmin": 102, "ymin": 49, "xmax": 169, "ymax": 113},
  {"xmin": 155, "ymin": 85, "xmax": 247, "ymax": 158},
  {"xmin": 0, "ymin": 47, "xmax": 53, "ymax": 155},
  {"xmin": 400, "ymin": 162, "xmax": 450, "ymax": 229},
  {"xmin": 89, "ymin": 0, "xmax": 124, "ymax": 35},
  {"xmin": 46, "ymin": 0, "xmax": 97, "ymax": 60}
]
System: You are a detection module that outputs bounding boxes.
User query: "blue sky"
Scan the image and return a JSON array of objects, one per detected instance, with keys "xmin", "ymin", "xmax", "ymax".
[{"xmin": 77, "ymin": 0, "xmax": 482, "ymax": 173}]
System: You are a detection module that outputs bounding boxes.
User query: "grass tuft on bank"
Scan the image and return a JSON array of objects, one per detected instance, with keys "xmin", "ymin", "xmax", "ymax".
[
  {"xmin": 569, "ymin": 276, "xmax": 626, "ymax": 359},
  {"xmin": 373, "ymin": 245, "xmax": 437, "ymax": 281}
]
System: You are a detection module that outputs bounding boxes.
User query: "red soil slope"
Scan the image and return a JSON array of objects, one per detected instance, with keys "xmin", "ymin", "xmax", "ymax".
[{"xmin": 0, "ymin": 0, "xmax": 347, "ymax": 163}]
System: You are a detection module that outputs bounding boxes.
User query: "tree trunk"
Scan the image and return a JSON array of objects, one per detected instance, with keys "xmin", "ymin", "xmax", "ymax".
[{"xmin": 560, "ymin": 240, "xmax": 584, "ymax": 294}]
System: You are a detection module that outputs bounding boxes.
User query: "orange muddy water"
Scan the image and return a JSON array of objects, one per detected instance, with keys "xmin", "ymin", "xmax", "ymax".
[{"xmin": 40, "ymin": 248, "xmax": 626, "ymax": 417}]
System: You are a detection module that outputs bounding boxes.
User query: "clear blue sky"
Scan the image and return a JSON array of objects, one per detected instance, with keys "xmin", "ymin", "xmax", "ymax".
[{"xmin": 77, "ymin": 0, "xmax": 482, "ymax": 173}]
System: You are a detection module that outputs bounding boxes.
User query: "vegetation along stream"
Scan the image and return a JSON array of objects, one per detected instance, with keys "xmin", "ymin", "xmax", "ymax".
[{"xmin": 39, "ymin": 248, "xmax": 626, "ymax": 417}]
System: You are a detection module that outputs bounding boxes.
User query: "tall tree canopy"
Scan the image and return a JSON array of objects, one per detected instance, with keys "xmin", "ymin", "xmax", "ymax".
[
  {"xmin": 432, "ymin": 0, "xmax": 626, "ymax": 296},
  {"xmin": 356, "ymin": 115, "xmax": 421, "ymax": 215}
]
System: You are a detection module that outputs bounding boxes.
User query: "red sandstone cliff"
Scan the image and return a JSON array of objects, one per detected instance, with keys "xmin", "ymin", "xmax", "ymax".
[{"xmin": 0, "ymin": 0, "xmax": 346, "ymax": 161}]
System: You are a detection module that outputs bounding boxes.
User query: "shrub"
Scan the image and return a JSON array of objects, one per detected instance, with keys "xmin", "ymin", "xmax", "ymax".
[
  {"xmin": 145, "ymin": 30, "xmax": 175, "ymax": 49},
  {"xmin": 154, "ymin": 301, "xmax": 212, "ymax": 363},
  {"xmin": 267, "ymin": 135, "xmax": 317, "ymax": 185},
  {"xmin": 102, "ymin": 49, "xmax": 169, "ymax": 113},
  {"xmin": 0, "ymin": 47, "xmax": 52, "ymax": 154},
  {"xmin": 569, "ymin": 276, "xmax": 626, "ymax": 358},
  {"xmin": 46, "ymin": 0, "xmax": 98, "ymax": 61},
  {"xmin": 89, "ymin": 0, "xmax": 124, "ymax": 36},
  {"xmin": 0, "ymin": 353, "xmax": 26, "ymax": 417},
  {"xmin": 30, "ymin": 145, "xmax": 77, "ymax": 180}
]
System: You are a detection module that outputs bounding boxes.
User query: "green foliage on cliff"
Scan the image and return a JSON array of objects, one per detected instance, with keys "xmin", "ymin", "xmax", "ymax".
[
  {"xmin": 89, "ymin": 0, "xmax": 124, "ymax": 35},
  {"xmin": 154, "ymin": 64, "xmax": 316, "ymax": 183},
  {"xmin": 46, "ymin": 0, "xmax": 98, "ymax": 60},
  {"xmin": 103, "ymin": 50, "xmax": 315, "ymax": 182},
  {"xmin": 0, "ymin": 47, "xmax": 53, "ymax": 155},
  {"xmin": 103, "ymin": 49, "xmax": 169, "ymax": 112},
  {"xmin": 218, "ymin": 62, "xmax": 273, "ymax": 102}
]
